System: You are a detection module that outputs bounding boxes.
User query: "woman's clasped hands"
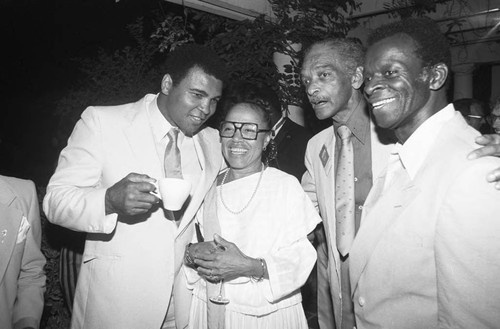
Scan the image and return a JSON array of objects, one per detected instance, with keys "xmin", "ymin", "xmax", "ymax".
[{"xmin": 185, "ymin": 234, "xmax": 259, "ymax": 283}]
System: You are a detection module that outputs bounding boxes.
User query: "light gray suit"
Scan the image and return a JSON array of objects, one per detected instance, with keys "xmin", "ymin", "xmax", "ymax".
[
  {"xmin": 0, "ymin": 175, "xmax": 46, "ymax": 329},
  {"xmin": 302, "ymin": 120, "xmax": 393, "ymax": 329}
]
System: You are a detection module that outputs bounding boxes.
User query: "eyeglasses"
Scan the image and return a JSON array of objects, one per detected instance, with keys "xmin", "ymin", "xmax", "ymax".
[
  {"xmin": 219, "ymin": 121, "xmax": 271, "ymax": 140},
  {"xmin": 488, "ymin": 114, "xmax": 500, "ymax": 123}
]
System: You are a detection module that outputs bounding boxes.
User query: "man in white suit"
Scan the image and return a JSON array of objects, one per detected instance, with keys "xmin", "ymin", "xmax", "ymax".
[
  {"xmin": 300, "ymin": 37, "xmax": 500, "ymax": 329},
  {"xmin": 43, "ymin": 44, "xmax": 227, "ymax": 329},
  {"xmin": 1, "ymin": 175, "xmax": 46, "ymax": 329},
  {"xmin": 350, "ymin": 17, "xmax": 500, "ymax": 328}
]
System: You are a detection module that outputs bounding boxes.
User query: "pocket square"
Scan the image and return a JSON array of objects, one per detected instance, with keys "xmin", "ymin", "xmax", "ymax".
[{"xmin": 16, "ymin": 215, "xmax": 31, "ymax": 244}]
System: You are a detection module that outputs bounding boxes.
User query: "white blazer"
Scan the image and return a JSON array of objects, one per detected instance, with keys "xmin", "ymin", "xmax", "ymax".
[
  {"xmin": 43, "ymin": 94, "xmax": 224, "ymax": 329},
  {"xmin": 349, "ymin": 112, "xmax": 500, "ymax": 329}
]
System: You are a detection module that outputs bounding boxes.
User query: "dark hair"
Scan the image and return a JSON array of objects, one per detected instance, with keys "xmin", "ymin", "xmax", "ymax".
[
  {"xmin": 162, "ymin": 44, "xmax": 228, "ymax": 86},
  {"xmin": 220, "ymin": 81, "xmax": 282, "ymax": 128},
  {"xmin": 220, "ymin": 81, "xmax": 280, "ymax": 164},
  {"xmin": 367, "ymin": 17, "xmax": 451, "ymax": 69},
  {"xmin": 302, "ymin": 37, "xmax": 365, "ymax": 76},
  {"xmin": 453, "ymin": 98, "xmax": 487, "ymax": 117}
]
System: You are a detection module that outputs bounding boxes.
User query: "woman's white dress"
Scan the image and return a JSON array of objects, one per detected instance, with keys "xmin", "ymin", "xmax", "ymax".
[{"xmin": 185, "ymin": 167, "xmax": 321, "ymax": 329}]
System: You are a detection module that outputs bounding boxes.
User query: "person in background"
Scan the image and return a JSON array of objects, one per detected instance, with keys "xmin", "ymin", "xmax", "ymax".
[
  {"xmin": 487, "ymin": 96, "xmax": 500, "ymax": 134},
  {"xmin": 0, "ymin": 175, "xmax": 46, "ymax": 329},
  {"xmin": 185, "ymin": 85, "xmax": 321, "ymax": 328},
  {"xmin": 43, "ymin": 44, "xmax": 227, "ymax": 329},
  {"xmin": 350, "ymin": 17, "xmax": 500, "ymax": 328},
  {"xmin": 453, "ymin": 98, "xmax": 492, "ymax": 133}
]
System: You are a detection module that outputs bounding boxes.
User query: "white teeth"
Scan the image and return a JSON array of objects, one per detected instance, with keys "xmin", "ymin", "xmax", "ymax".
[
  {"xmin": 230, "ymin": 148, "xmax": 247, "ymax": 154},
  {"xmin": 372, "ymin": 98, "xmax": 396, "ymax": 108}
]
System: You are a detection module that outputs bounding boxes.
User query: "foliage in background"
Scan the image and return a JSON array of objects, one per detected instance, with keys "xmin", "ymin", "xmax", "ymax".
[
  {"xmin": 38, "ymin": 187, "xmax": 71, "ymax": 329},
  {"xmin": 382, "ymin": 0, "xmax": 461, "ymax": 18},
  {"xmin": 151, "ymin": 12, "xmax": 195, "ymax": 52},
  {"xmin": 53, "ymin": 18, "xmax": 163, "ymax": 149}
]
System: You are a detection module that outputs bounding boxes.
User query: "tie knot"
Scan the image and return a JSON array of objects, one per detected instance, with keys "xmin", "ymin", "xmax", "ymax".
[
  {"xmin": 168, "ymin": 128, "xmax": 180, "ymax": 144},
  {"xmin": 337, "ymin": 125, "xmax": 352, "ymax": 141}
]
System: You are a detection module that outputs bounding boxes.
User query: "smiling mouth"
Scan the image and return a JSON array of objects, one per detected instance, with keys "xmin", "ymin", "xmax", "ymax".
[
  {"xmin": 230, "ymin": 147, "xmax": 247, "ymax": 155},
  {"xmin": 190, "ymin": 115, "xmax": 205, "ymax": 124},
  {"xmin": 371, "ymin": 97, "xmax": 396, "ymax": 110}
]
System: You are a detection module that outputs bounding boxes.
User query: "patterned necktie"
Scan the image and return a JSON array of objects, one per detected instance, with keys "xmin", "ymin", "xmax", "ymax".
[
  {"xmin": 164, "ymin": 128, "xmax": 183, "ymax": 178},
  {"xmin": 335, "ymin": 125, "xmax": 355, "ymax": 257}
]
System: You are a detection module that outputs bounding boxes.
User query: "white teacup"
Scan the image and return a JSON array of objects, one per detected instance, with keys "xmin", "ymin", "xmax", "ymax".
[{"xmin": 152, "ymin": 178, "xmax": 191, "ymax": 211}]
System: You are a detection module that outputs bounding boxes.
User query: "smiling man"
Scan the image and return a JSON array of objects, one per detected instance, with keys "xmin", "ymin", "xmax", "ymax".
[
  {"xmin": 349, "ymin": 17, "xmax": 500, "ymax": 329},
  {"xmin": 44, "ymin": 44, "xmax": 227, "ymax": 329},
  {"xmin": 301, "ymin": 35, "xmax": 500, "ymax": 329}
]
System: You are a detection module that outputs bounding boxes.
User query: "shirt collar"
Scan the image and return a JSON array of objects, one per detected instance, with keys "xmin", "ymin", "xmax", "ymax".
[
  {"xmin": 398, "ymin": 103, "xmax": 455, "ymax": 180},
  {"xmin": 148, "ymin": 94, "xmax": 185, "ymax": 143},
  {"xmin": 333, "ymin": 101, "xmax": 370, "ymax": 145}
]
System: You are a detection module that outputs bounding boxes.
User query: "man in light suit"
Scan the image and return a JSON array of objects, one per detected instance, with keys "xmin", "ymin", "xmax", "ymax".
[
  {"xmin": 43, "ymin": 44, "xmax": 227, "ymax": 329},
  {"xmin": 300, "ymin": 38, "xmax": 395, "ymax": 329},
  {"xmin": 350, "ymin": 17, "xmax": 500, "ymax": 328},
  {"xmin": 300, "ymin": 37, "xmax": 500, "ymax": 329},
  {"xmin": 0, "ymin": 175, "xmax": 46, "ymax": 329}
]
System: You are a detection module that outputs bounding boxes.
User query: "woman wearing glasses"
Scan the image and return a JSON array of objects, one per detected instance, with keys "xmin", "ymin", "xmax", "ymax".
[{"xmin": 184, "ymin": 84, "xmax": 321, "ymax": 328}]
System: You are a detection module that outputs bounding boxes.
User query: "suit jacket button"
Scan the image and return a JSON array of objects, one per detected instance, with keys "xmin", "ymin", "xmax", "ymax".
[{"xmin": 358, "ymin": 296, "xmax": 365, "ymax": 306}]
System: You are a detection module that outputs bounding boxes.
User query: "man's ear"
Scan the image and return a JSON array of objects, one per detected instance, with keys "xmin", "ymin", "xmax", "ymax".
[
  {"xmin": 352, "ymin": 66, "xmax": 364, "ymax": 90},
  {"xmin": 429, "ymin": 63, "xmax": 448, "ymax": 91},
  {"xmin": 161, "ymin": 74, "xmax": 173, "ymax": 95}
]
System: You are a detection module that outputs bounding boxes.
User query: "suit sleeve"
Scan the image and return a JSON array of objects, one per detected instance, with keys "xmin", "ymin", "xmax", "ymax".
[
  {"xmin": 301, "ymin": 141, "xmax": 320, "ymax": 212},
  {"xmin": 435, "ymin": 159, "xmax": 500, "ymax": 328},
  {"xmin": 13, "ymin": 180, "xmax": 46, "ymax": 329},
  {"xmin": 43, "ymin": 107, "xmax": 118, "ymax": 234}
]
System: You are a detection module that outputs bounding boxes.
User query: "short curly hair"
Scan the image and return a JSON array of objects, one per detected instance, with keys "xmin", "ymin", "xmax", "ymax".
[
  {"xmin": 302, "ymin": 37, "xmax": 365, "ymax": 77},
  {"xmin": 219, "ymin": 81, "xmax": 280, "ymax": 164},
  {"xmin": 220, "ymin": 81, "xmax": 281, "ymax": 129},
  {"xmin": 161, "ymin": 43, "xmax": 228, "ymax": 86},
  {"xmin": 367, "ymin": 17, "xmax": 451, "ymax": 69}
]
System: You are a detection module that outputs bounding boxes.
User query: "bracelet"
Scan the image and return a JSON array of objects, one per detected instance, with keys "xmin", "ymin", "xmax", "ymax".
[
  {"xmin": 251, "ymin": 258, "xmax": 266, "ymax": 282},
  {"xmin": 185, "ymin": 243, "xmax": 195, "ymax": 266}
]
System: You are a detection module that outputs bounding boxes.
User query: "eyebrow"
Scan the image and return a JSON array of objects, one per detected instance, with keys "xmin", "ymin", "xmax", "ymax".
[{"xmin": 189, "ymin": 88, "xmax": 209, "ymax": 96}]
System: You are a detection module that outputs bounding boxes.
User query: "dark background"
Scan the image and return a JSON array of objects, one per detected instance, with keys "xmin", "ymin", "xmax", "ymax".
[{"xmin": 0, "ymin": 0, "xmax": 180, "ymax": 185}]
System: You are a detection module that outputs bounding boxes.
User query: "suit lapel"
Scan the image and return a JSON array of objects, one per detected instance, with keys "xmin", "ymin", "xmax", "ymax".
[
  {"xmin": 0, "ymin": 189, "xmax": 23, "ymax": 283},
  {"xmin": 176, "ymin": 129, "xmax": 221, "ymax": 238},
  {"xmin": 124, "ymin": 98, "xmax": 163, "ymax": 178},
  {"xmin": 320, "ymin": 129, "xmax": 335, "ymax": 178},
  {"xmin": 350, "ymin": 168, "xmax": 419, "ymax": 293}
]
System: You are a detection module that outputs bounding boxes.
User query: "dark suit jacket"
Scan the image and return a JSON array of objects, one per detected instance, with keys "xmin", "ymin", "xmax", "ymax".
[{"xmin": 269, "ymin": 117, "xmax": 313, "ymax": 181}]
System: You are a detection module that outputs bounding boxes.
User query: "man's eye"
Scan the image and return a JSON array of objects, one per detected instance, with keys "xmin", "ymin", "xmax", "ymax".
[
  {"xmin": 384, "ymin": 70, "xmax": 396, "ymax": 77},
  {"xmin": 320, "ymin": 72, "xmax": 330, "ymax": 78}
]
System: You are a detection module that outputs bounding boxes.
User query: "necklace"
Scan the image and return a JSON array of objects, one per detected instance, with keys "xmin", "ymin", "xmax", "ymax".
[{"xmin": 219, "ymin": 163, "xmax": 265, "ymax": 215}]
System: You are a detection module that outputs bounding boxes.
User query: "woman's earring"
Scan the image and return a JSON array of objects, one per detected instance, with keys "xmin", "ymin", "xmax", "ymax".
[{"xmin": 263, "ymin": 145, "xmax": 267, "ymax": 151}]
